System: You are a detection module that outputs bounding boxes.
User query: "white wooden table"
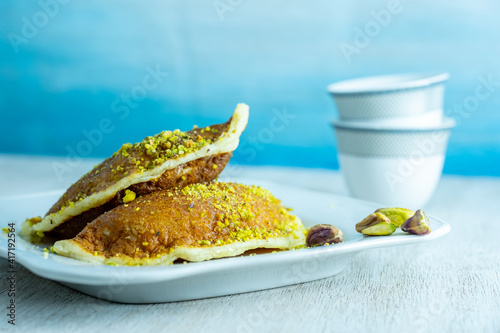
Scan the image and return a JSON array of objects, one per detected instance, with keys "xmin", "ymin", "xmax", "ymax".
[{"xmin": 1, "ymin": 154, "xmax": 499, "ymax": 333}]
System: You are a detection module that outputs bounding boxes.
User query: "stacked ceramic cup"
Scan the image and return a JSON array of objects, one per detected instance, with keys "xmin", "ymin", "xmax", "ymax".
[{"xmin": 328, "ymin": 73, "xmax": 455, "ymax": 208}]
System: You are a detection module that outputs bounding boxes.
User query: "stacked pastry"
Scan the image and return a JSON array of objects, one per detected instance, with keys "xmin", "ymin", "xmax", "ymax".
[{"xmin": 22, "ymin": 104, "xmax": 306, "ymax": 265}]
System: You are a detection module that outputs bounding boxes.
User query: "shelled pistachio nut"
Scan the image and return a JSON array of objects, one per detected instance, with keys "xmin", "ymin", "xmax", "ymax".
[
  {"xmin": 401, "ymin": 209, "xmax": 431, "ymax": 235},
  {"xmin": 355, "ymin": 213, "xmax": 396, "ymax": 236},
  {"xmin": 374, "ymin": 207, "xmax": 415, "ymax": 228}
]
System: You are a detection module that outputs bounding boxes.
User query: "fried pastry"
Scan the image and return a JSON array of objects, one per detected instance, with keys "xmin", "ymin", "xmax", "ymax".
[
  {"xmin": 22, "ymin": 104, "xmax": 249, "ymax": 241},
  {"xmin": 53, "ymin": 182, "xmax": 306, "ymax": 265}
]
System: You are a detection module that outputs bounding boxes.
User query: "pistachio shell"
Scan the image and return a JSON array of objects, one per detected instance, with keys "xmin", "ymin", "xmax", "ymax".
[
  {"xmin": 306, "ymin": 224, "xmax": 343, "ymax": 247},
  {"xmin": 374, "ymin": 207, "xmax": 415, "ymax": 228},
  {"xmin": 401, "ymin": 209, "xmax": 431, "ymax": 235}
]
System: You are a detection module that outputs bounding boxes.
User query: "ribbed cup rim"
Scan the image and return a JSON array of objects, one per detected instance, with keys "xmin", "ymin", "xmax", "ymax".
[{"xmin": 327, "ymin": 73, "xmax": 449, "ymax": 95}]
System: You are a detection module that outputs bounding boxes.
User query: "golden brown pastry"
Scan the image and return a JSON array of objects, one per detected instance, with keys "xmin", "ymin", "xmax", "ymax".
[
  {"xmin": 22, "ymin": 104, "xmax": 249, "ymax": 241},
  {"xmin": 53, "ymin": 182, "xmax": 306, "ymax": 265}
]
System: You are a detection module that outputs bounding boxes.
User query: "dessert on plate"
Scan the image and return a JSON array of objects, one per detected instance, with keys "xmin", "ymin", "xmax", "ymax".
[
  {"xmin": 21, "ymin": 103, "xmax": 308, "ymax": 265},
  {"xmin": 53, "ymin": 182, "xmax": 306, "ymax": 265},
  {"xmin": 22, "ymin": 104, "xmax": 249, "ymax": 241}
]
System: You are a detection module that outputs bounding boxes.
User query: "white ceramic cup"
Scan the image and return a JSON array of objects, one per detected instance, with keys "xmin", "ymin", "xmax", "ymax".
[
  {"xmin": 327, "ymin": 73, "xmax": 449, "ymax": 122},
  {"xmin": 332, "ymin": 118, "xmax": 455, "ymax": 209}
]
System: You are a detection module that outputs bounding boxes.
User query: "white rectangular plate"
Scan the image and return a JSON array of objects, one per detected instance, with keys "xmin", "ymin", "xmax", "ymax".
[{"xmin": 0, "ymin": 178, "xmax": 450, "ymax": 303}]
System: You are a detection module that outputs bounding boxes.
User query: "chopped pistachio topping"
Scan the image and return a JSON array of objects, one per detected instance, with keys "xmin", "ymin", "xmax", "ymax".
[
  {"xmin": 27, "ymin": 216, "xmax": 42, "ymax": 226},
  {"xmin": 178, "ymin": 182, "xmax": 301, "ymax": 247},
  {"xmin": 122, "ymin": 190, "xmax": 136, "ymax": 204},
  {"xmin": 56, "ymin": 122, "xmax": 227, "ymax": 212},
  {"xmin": 116, "ymin": 127, "xmax": 217, "ymax": 170}
]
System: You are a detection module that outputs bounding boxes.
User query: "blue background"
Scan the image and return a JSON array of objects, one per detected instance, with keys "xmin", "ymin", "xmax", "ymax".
[{"xmin": 1, "ymin": 0, "xmax": 499, "ymax": 176}]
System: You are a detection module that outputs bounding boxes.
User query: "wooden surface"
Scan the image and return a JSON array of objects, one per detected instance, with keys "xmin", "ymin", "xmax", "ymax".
[{"xmin": 1, "ymin": 155, "xmax": 500, "ymax": 333}]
